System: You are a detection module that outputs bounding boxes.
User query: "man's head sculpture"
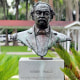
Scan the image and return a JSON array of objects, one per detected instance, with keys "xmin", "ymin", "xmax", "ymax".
[{"xmin": 31, "ymin": 2, "xmax": 55, "ymax": 30}]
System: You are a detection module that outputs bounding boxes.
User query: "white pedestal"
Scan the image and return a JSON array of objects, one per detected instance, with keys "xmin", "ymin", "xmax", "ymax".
[{"xmin": 19, "ymin": 58, "xmax": 64, "ymax": 80}]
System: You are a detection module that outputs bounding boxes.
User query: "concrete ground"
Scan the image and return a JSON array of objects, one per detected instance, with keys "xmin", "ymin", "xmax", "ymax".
[{"xmin": 6, "ymin": 52, "xmax": 35, "ymax": 55}]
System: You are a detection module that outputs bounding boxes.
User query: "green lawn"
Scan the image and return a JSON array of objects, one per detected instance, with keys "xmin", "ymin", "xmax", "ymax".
[
  {"xmin": 1, "ymin": 46, "xmax": 31, "ymax": 53},
  {"xmin": 8, "ymin": 78, "xmax": 18, "ymax": 80},
  {"xmin": 1, "ymin": 46, "xmax": 56, "ymax": 57}
]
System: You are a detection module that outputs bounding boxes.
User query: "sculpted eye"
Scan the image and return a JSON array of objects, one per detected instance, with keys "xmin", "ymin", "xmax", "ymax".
[
  {"xmin": 36, "ymin": 11, "xmax": 41, "ymax": 15},
  {"xmin": 45, "ymin": 12, "xmax": 49, "ymax": 15}
]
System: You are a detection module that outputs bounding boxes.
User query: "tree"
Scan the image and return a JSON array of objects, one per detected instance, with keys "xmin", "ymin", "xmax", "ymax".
[
  {"xmin": 75, "ymin": 0, "xmax": 79, "ymax": 21},
  {"xmin": 0, "ymin": 0, "xmax": 6, "ymax": 19},
  {"xmin": 49, "ymin": 0, "xmax": 53, "ymax": 9},
  {"xmin": 15, "ymin": 0, "xmax": 19, "ymax": 20},
  {"xmin": 0, "ymin": 0, "xmax": 9, "ymax": 46},
  {"xmin": 65, "ymin": 0, "xmax": 73, "ymax": 21},
  {"xmin": 53, "ymin": 0, "xmax": 64, "ymax": 21},
  {"xmin": 13, "ymin": 0, "xmax": 20, "ymax": 46}
]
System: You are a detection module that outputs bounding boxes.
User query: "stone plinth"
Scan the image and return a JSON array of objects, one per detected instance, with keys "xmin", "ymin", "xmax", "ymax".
[{"xmin": 19, "ymin": 58, "xmax": 64, "ymax": 80}]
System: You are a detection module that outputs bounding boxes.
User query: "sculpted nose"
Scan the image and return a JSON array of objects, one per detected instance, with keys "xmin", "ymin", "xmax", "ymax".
[{"xmin": 41, "ymin": 13, "xmax": 44, "ymax": 17}]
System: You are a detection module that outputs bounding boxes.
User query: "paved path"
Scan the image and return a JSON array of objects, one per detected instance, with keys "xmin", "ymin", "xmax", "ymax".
[
  {"xmin": 6, "ymin": 51, "xmax": 60, "ymax": 58},
  {"xmin": 7, "ymin": 52, "xmax": 35, "ymax": 55}
]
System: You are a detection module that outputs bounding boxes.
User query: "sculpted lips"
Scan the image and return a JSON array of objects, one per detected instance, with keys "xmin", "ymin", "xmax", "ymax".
[
  {"xmin": 38, "ymin": 18, "xmax": 47, "ymax": 24},
  {"xmin": 38, "ymin": 18, "xmax": 47, "ymax": 21}
]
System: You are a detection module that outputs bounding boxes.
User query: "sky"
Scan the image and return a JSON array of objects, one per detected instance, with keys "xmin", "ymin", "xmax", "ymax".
[{"xmin": 7, "ymin": 0, "xmax": 13, "ymax": 6}]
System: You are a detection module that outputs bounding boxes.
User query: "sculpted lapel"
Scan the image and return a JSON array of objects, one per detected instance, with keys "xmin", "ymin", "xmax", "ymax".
[{"xmin": 26, "ymin": 27, "xmax": 37, "ymax": 53}]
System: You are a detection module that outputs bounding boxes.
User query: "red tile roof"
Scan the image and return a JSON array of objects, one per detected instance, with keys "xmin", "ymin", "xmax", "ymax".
[
  {"xmin": 0, "ymin": 20, "xmax": 74, "ymax": 29},
  {"xmin": 50, "ymin": 21, "xmax": 73, "ymax": 27},
  {"xmin": 0, "ymin": 20, "xmax": 34, "ymax": 27}
]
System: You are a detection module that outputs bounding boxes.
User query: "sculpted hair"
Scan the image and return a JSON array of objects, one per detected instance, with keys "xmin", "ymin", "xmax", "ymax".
[{"xmin": 31, "ymin": 1, "xmax": 55, "ymax": 20}]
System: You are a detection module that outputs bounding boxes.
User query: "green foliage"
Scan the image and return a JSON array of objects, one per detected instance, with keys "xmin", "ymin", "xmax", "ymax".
[
  {"xmin": 7, "ymin": 15, "xmax": 16, "ymax": 20},
  {"xmin": 61, "ymin": 68, "xmax": 78, "ymax": 80},
  {"xmin": 55, "ymin": 45, "xmax": 71, "ymax": 66},
  {"xmin": 0, "ymin": 47, "xmax": 56, "ymax": 80},
  {"xmin": 71, "ymin": 48, "xmax": 80, "ymax": 69},
  {"xmin": 19, "ymin": 2, "xmax": 26, "ymax": 14},
  {"xmin": 55, "ymin": 45, "xmax": 80, "ymax": 80},
  {"xmin": 0, "ymin": 54, "xmax": 20, "ymax": 80},
  {"xmin": 70, "ymin": 41, "xmax": 75, "ymax": 49},
  {"xmin": 8, "ymin": 78, "xmax": 18, "ymax": 80},
  {"xmin": 59, "ymin": 0, "xmax": 63, "ymax": 5}
]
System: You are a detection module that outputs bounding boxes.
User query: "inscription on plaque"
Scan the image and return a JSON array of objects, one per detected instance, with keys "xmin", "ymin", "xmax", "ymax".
[
  {"xmin": 20, "ymin": 77, "xmax": 54, "ymax": 79},
  {"xmin": 30, "ymin": 70, "xmax": 53, "ymax": 73}
]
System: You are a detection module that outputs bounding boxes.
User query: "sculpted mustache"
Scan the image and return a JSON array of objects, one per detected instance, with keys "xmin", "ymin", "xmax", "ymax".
[
  {"xmin": 38, "ymin": 18, "xmax": 47, "ymax": 21},
  {"xmin": 38, "ymin": 19, "xmax": 47, "ymax": 23}
]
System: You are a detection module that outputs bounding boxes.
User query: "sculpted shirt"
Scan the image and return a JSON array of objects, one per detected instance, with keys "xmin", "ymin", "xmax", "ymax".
[{"xmin": 13, "ymin": 25, "xmax": 69, "ymax": 56}]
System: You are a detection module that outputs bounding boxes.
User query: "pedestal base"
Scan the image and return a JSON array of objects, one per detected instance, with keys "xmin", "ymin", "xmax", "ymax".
[{"xmin": 19, "ymin": 58, "xmax": 64, "ymax": 80}]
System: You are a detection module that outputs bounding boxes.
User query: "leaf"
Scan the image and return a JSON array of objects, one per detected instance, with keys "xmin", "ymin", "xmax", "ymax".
[
  {"xmin": 61, "ymin": 68, "xmax": 78, "ymax": 80},
  {"xmin": 71, "ymin": 48, "xmax": 80, "ymax": 69},
  {"xmin": 55, "ymin": 44, "xmax": 71, "ymax": 66},
  {"xmin": 0, "ymin": 54, "xmax": 20, "ymax": 80}
]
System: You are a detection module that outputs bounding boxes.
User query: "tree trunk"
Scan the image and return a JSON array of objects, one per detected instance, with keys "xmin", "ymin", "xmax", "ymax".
[
  {"xmin": 49, "ymin": 0, "xmax": 55, "ymax": 21},
  {"xmin": 56, "ymin": 1, "xmax": 60, "ymax": 21},
  {"xmin": 34, "ymin": 0, "xmax": 38, "ymax": 2},
  {"xmin": 5, "ymin": 29, "xmax": 9, "ymax": 46},
  {"xmin": 75, "ymin": 0, "xmax": 79, "ymax": 21},
  {"xmin": 15, "ymin": 0, "xmax": 19, "ymax": 20},
  {"xmin": 65, "ymin": 0, "xmax": 68, "ymax": 21},
  {"xmin": 0, "ymin": 0, "xmax": 9, "ymax": 46},
  {"xmin": 6, "ymin": 1, "xmax": 8, "ymax": 18},
  {"xmin": 2, "ymin": 0, "xmax": 6, "ymax": 19},
  {"xmin": 13, "ymin": 0, "xmax": 19, "ymax": 46},
  {"xmin": 49, "ymin": 0, "xmax": 53, "ymax": 9},
  {"xmin": 42, "ymin": 0, "xmax": 49, "ymax": 3},
  {"xmin": 65, "ymin": 0, "xmax": 73, "ymax": 21},
  {"xmin": 13, "ymin": 29, "xmax": 17, "ymax": 46},
  {"xmin": 26, "ymin": 0, "xmax": 28, "ymax": 20}
]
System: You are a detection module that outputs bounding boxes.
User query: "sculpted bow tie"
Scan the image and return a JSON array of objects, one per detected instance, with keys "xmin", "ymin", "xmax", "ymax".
[{"xmin": 36, "ymin": 30, "xmax": 49, "ymax": 35}]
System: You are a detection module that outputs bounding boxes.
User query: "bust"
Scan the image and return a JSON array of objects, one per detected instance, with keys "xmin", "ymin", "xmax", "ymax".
[{"xmin": 13, "ymin": 2, "xmax": 71, "ymax": 57}]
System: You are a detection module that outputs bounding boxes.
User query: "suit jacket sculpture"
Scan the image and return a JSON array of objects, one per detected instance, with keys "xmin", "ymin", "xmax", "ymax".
[{"xmin": 13, "ymin": 2, "xmax": 71, "ymax": 57}]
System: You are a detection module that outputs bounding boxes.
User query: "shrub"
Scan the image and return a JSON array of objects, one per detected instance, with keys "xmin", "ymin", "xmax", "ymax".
[
  {"xmin": 55, "ymin": 45, "xmax": 80, "ymax": 80},
  {"xmin": 0, "ymin": 54, "xmax": 20, "ymax": 80}
]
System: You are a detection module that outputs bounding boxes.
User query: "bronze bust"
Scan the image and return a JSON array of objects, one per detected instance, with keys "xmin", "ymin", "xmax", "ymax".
[{"xmin": 13, "ymin": 2, "xmax": 71, "ymax": 57}]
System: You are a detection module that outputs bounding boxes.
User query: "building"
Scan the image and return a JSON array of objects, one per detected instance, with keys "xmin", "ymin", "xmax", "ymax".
[{"xmin": 0, "ymin": 20, "xmax": 80, "ymax": 52}]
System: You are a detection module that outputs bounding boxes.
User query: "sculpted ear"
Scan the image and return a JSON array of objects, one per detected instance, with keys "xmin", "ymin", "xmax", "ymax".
[
  {"xmin": 31, "ymin": 10, "xmax": 35, "ymax": 20},
  {"xmin": 50, "ymin": 10, "xmax": 55, "ymax": 20}
]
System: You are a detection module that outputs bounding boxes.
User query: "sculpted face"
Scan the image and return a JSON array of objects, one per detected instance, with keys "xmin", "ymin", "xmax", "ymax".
[{"xmin": 34, "ymin": 4, "xmax": 51, "ymax": 30}]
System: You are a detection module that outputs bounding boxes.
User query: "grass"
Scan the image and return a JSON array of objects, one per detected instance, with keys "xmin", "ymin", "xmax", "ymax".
[
  {"xmin": 1, "ymin": 46, "xmax": 56, "ymax": 57},
  {"xmin": 1, "ymin": 46, "xmax": 31, "ymax": 53},
  {"xmin": 8, "ymin": 78, "xmax": 18, "ymax": 80}
]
